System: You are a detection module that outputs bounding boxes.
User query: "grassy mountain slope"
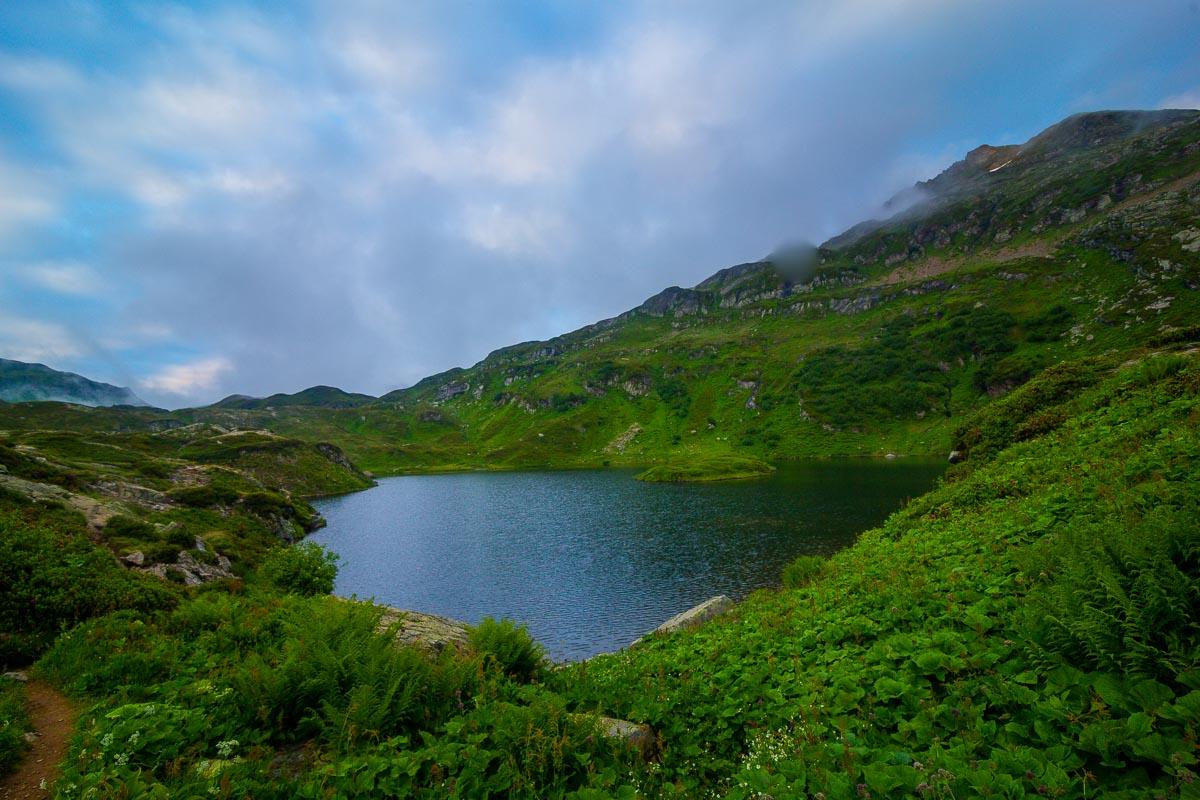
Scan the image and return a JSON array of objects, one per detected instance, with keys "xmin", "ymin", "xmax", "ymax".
[
  {"xmin": 556, "ymin": 348, "xmax": 1200, "ymax": 799},
  {"xmin": 0, "ymin": 358, "xmax": 146, "ymax": 407}
]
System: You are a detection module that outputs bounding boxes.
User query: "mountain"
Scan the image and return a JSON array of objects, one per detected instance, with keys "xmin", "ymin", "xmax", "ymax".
[
  {"xmin": 209, "ymin": 385, "xmax": 376, "ymax": 410},
  {"xmin": 0, "ymin": 358, "xmax": 147, "ymax": 407},
  {"xmin": 1, "ymin": 109, "xmax": 1195, "ymax": 476},
  {"xmin": 329, "ymin": 108, "xmax": 1197, "ymax": 472}
]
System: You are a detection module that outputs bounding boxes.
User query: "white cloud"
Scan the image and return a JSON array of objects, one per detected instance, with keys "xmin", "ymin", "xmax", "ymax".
[
  {"xmin": 460, "ymin": 203, "xmax": 569, "ymax": 257},
  {"xmin": 1160, "ymin": 89, "xmax": 1200, "ymax": 110},
  {"xmin": 20, "ymin": 261, "xmax": 103, "ymax": 296},
  {"xmin": 140, "ymin": 357, "xmax": 232, "ymax": 395},
  {"xmin": 0, "ymin": 317, "xmax": 83, "ymax": 363},
  {"xmin": 0, "ymin": 153, "xmax": 55, "ymax": 240}
]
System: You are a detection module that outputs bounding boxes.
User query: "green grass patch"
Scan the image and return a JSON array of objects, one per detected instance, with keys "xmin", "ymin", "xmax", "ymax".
[{"xmin": 635, "ymin": 454, "xmax": 775, "ymax": 483}]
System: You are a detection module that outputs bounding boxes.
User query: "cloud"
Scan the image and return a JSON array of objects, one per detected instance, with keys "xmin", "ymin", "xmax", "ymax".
[
  {"xmin": 0, "ymin": 153, "xmax": 55, "ymax": 241},
  {"xmin": 139, "ymin": 357, "xmax": 232, "ymax": 396},
  {"xmin": 19, "ymin": 261, "xmax": 103, "ymax": 296},
  {"xmin": 0, "ymin": 317, "xmax": 83, "ymax": 363},
  {"xmin": 1160, "ymin": 88, "xmax": 1200, "ymax": 109},
  {"xmin": 460, "ymin": 203, "xmax": 569, "ymax": 257},
  {"xmin": 1, "ymin": 0, "xmax": 1197, "ymax": 406}
]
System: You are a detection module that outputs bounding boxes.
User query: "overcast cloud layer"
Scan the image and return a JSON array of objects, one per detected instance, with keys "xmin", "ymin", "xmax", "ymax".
[{"xmin": 1, "ymin": 1, "xmax": 1198, "ymax": 407}]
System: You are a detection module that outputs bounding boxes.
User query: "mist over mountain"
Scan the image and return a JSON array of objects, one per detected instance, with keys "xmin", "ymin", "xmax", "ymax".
[{"xmin": 0, "ymin": 358, "xmax": 147, "ymax": 408}]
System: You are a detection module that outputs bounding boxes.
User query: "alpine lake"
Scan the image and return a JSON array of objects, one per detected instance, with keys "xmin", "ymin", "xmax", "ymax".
[{"xmin": 311, "ymin": 459, "xmax": 945, "ymax": 661}]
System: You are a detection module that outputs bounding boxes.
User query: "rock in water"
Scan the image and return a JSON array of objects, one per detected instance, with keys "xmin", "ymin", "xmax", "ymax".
[{"xmin": 631, "ymin": 595, "xmax": 736, "ymax": 646}]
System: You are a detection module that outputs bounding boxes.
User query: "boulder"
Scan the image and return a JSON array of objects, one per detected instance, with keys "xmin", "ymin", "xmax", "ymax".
[
  {"xmin": 632, "ymin": 595, "xmax": 735, "ymax": 646},
  {"xmin": 377, "ymin": 607, "xmax": 471, "ymax": 653},
  {"xmin": 122, "ymin": 550, "xmax": 146, "ymax": 566},
  {"xmin": 597, "ymin": 716, "xmax": 657, "ymax": 760},
  {"xmin": 948, "ymin": 449, "xmax": 965, "ymax": 464}
]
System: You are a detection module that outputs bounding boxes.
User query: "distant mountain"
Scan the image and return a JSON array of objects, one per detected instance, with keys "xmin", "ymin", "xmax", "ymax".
[
  {"xmin": 209, "ymin": 385, "xmax": 376, "ymax": 410},
  {"xmin": 0, "ymin": 358, "xmax": 147, "ymax": 407}
]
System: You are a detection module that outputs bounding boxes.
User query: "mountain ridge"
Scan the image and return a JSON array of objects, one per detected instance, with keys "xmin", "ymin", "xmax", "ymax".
[{"xmin": 0, "ymin": 358, "xmax": 146, "ymax": 408}]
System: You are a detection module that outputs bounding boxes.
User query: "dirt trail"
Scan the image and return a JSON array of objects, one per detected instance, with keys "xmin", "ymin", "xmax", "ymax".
[{"xmin": 0, "ymin": 681, "xmax": 77, "ymax": 800}]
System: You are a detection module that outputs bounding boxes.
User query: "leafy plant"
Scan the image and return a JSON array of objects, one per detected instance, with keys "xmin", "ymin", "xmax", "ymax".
[{"xmin": 470, "ymin": 617, "xmax": 546, "ymax": 683}]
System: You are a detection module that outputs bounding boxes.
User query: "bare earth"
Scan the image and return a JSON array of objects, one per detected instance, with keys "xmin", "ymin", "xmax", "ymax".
[{"xmin": 0, "ymin": 682, "xmax": 76, "ymax": 800}]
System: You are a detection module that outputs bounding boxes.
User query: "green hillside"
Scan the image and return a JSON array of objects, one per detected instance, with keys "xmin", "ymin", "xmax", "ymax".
[{"xmin": 8, "ymin": 309, "xmax": 1198, "ymax": 800}]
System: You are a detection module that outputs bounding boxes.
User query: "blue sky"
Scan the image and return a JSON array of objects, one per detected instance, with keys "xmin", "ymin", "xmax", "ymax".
[{"xmin": 1, "ymin": 0, "xmax": 1198, "ymax": 407}]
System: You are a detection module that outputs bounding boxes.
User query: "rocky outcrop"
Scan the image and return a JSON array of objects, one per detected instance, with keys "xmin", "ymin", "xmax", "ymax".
[
  {"xmin": 634, "ymin": 287, "xmax": 708, "ymax": 318},
  {"xmin": 596, "ymin": 717, "xmax": 657, "ymax": 760},
  {"xmin": 376, "ymin": 606, "xmax": 472, "ymax": 653},
  {"xmin": 0, "ymin": 472, "xmax": 121, "ymax": 532},
  {"xmin": 90, "ymin": 480, "xmax": 173, "ymax": 511},
  {"xmin": 631, "ymin": 595, "xmax": 735, "ymax": 646},
  {"xmin": 435, "ymin": 381, "xmax": 470, "ymax": 401},
  {"xmin": 140, "ymin": 550, "xmax": 235, "ymax": 586},
  {"xmin": 604, "ymin": 423, "xmax": 642, "ymax": 454}
]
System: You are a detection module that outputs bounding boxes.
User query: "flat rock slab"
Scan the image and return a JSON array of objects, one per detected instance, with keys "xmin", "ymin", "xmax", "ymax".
[
  {"xmin": 377, "ymin": 606, "xmax": 471, "ymax": 653},
  {"xmin": 631, "ymin": 595, "xmax": 735, "ymax": 647}
]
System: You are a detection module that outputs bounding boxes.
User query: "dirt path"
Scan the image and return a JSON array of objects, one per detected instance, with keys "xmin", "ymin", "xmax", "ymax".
[{"xmin": 0, "ymin": 681, "xmax": 77, "ymax": 800}]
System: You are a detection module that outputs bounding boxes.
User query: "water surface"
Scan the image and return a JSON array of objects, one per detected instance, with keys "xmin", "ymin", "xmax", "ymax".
[{"xmin": 311, "ymin": 460, "xmax": 943, "ymax": 660}]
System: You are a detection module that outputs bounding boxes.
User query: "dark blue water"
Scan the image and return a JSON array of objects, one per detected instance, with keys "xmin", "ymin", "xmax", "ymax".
[{"xmin": 310, "ymin": 460, "xmax": 943, "ymax": 660}]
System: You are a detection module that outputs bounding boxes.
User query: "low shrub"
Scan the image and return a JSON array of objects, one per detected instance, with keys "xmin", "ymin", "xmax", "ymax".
[
  {"xmin": 0, "ymin": 502, "xmax": 177, "ymax": 665},
  {"xmin": 469, "ymin": 617, "xmax": 546, "ymax": 683},
  {"xmin": 259, "ymin": 542, "xmax": 338, "ymax": 596},
  {"xmin": 781, "ymin": 554, "xmax": 826, "ymax": 589},
  {"xmin": 0, "ymin": 681, "xmax": 29, "ymax": 777}
]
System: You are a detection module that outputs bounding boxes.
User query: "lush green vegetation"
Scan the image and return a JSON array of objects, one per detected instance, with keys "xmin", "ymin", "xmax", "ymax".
[
  {"xmin": 0, "ymin": 495, "xmax": 178, "ymax": 665},
  {"xmin": 556, "ymin": 351, "xmax": 1200, "ymax": 798},
  {"xmin": 260, "ymin": 541, "xmax": 340, "ymax": 596},
  {"xmin": 0, "ymin": 679, "xmax": 31, "ymax": 777},
  {"xmin": 635, "ymin": 455, "xmax": 775, "ymax": 483},
  {"xmin": 8, "ymin": 339, "xmax": 1197, "ymax": 799},
  {"xmin": 33, "ymin": 588, "xmax": 636, "ymax": 798}
]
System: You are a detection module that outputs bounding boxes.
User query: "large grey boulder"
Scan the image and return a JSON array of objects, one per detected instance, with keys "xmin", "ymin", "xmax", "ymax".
[{"xmin": 377, "ymin": 606, "xmax": 471, "ymax": 653}]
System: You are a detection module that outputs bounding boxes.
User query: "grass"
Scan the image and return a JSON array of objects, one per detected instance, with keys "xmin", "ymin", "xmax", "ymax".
[
  {"xmin": 635, "ymin": 455, "xmax": 775, "ymax": 483},
  {"xmin": 0, "ymin": 679, "xmax": 30, "ymax": 778}
]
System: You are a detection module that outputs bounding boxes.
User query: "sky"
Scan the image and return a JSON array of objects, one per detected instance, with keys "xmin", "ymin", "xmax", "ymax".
[{"xmin": 0, "ymin": 1, "xmax": 1198, "ymax": 408}]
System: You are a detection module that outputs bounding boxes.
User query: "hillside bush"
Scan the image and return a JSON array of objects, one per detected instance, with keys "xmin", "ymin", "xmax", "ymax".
[
  {"xmin": 781, "ymin": 554, "xmax": 826, "ymax": 588},
  {"xmin": 259, "ymin": 542, "xmax": 338, "ymax": 596},
  {"xmin": 0, "ymin": 501, "xmax": 176, "ymax": 665}
]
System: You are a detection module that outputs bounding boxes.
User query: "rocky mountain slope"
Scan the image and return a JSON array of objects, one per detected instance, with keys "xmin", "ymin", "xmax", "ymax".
[{"xmin": 0, "ymin": 359, "xmax": 146, "ymax": 407}]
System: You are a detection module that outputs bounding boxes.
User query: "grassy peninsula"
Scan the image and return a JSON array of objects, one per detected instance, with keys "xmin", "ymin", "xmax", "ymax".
[{"xmin": 635, "ymin": 455, "xmax": 775, "ymax": 483}]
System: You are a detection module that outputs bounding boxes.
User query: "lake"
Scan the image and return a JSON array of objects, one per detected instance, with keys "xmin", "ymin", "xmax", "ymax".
[{"xmin": 310, "ymin": 459, "xmax": 944, "ymax": 660}]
